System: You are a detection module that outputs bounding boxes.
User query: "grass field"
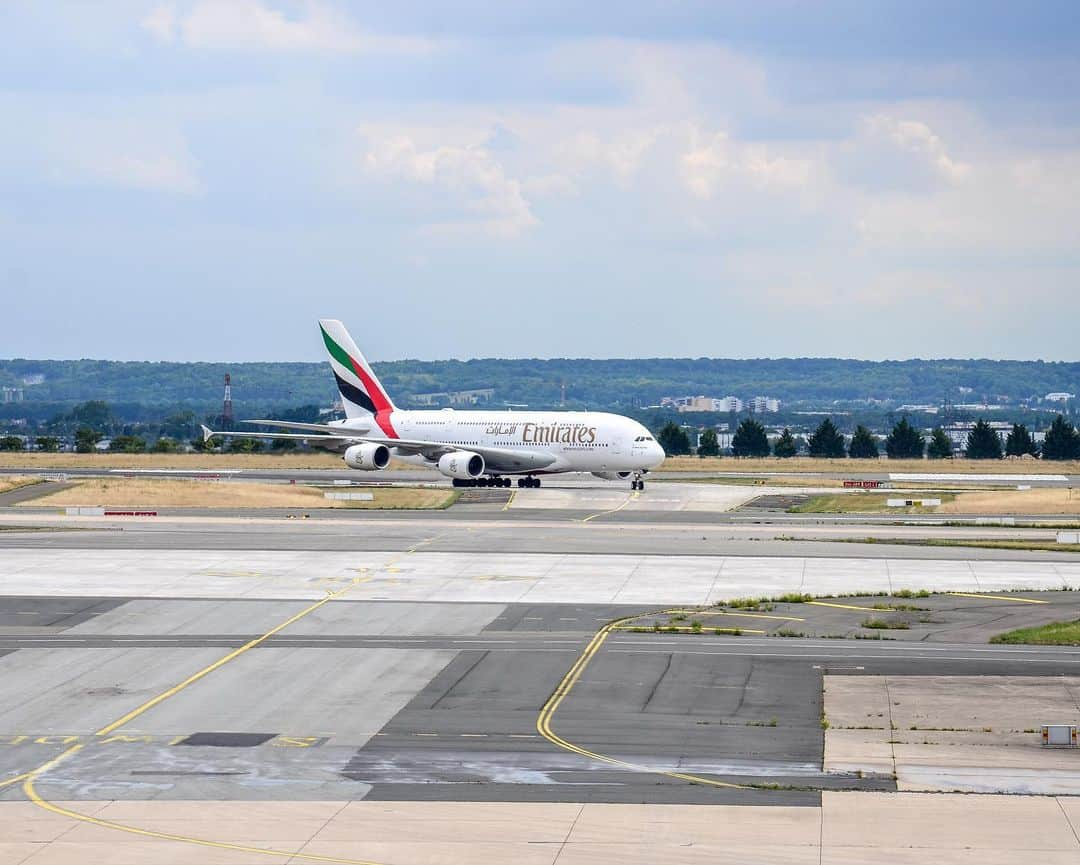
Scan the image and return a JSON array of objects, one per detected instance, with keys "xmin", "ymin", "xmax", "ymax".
[
  {"xmin": 659, "ymin": 456, "xmax": 1080, "ymax": 474},
  {"xmin": 3, "ymin": 453, "xmax": 1079, "ymax": 475},
  {"xmin": 990, "ymin": 620, "xmax": 1080, "ymax": 645},
  {"xmin": 0, "ymin": 452, "xmax": 408, "ymax": 470},
  {"xmin": 789, "ymin": 492, "xmax": 956, "ymax": 513},
  {"xmin": 20, "ymin": 478, "xmax": 456, "ymax": 509},
  {"xmin": 792, "ymin": 488, "xmax": 1080, "ymax": 515},
  {"xmin": 940, "ymin": 488, "xmax": 1080, "ymax": 515},
  {"xmin": 0, "ymin": 475, "xmax": 42, "ymax": 495}
]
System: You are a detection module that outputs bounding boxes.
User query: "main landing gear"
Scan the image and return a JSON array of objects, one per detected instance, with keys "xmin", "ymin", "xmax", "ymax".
[
  {"xmin": 517, "ymin": 476, "xmax": 541, "ymax": 488},
  {"xmin": 631, "ymin": 472, "xmax": 646, "ymax": 491},
  {"xmin": 452, "ymin": 477, "xmax": 512, "ymax": 488}
]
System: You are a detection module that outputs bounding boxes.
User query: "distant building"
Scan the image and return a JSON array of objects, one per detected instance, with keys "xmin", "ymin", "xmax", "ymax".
[
  {"xmin": 897, "ymin": 404, "xmax": 938, "ymax": 414},
  {"xmin": 719, "ymin": 396, "xmax": 743, "ymax": 413},
  {"xmin": 1, "ymin": 387, "xmax": 23, "ymax": 404},
  {"xmin": 750, "ymin": 396, "xmax": 780, "ymax": 413},
  {"xmin": 943, "ymin": 421, "xmax": 1014, "ymax": 450},
  {"xmin": 412, "ymin": 388, "xmax": 495, "ymax": 407},
  {"xmin": 693, "ymin": 429, "xmax": 733, "ymax": 451},
  {"xmin": 1045, "ymin": 392, "xmax": 1075, "ymax": 403},
  {"xmin": 663, "ymin": 395, "xmax": 726, "ymax": 413}
]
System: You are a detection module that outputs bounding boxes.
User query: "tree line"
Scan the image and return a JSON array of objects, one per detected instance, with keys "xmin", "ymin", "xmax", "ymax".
[
  {"xmin": 3, "ymin": 355, "xmax": 1078, "ymax": 412},
  {"xmin": 656, "ymin": 415, "xmax": 1080, "ymax": 460}
]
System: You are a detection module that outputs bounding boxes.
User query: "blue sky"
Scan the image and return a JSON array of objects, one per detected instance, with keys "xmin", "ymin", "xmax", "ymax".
[{"xmin": 2, "ymin": 1, "xmax": 1079, "ymax": 362}]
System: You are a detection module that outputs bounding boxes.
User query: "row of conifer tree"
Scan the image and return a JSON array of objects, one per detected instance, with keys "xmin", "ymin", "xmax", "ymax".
[{"xmin": 659, "ymin": 415, "xmax": 1080, "ymax": 460}]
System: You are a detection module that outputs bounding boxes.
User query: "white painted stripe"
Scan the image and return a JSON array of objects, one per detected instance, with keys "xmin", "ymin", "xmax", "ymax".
[{"xmin": 889, "ymin": 472, "xmax": 1069, "ymax": 482}]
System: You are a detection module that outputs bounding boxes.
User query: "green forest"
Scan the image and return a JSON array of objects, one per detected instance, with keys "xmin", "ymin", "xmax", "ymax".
[{"xmin": 0, "ymin": 356, "xmax": 1077, "ymax": 420}]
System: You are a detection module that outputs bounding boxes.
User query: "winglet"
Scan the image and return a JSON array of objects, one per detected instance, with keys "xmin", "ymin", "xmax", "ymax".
[{"xmin": 200, "ymin": 424, "xmax": 214, "ymax": 443}]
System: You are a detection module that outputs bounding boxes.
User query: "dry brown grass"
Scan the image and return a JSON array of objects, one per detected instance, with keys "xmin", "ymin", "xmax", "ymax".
[
  {"xmin": 21, "ymin": 478, "xmax": 454, "ymax": 509},
  {"xmin": 0, "ymin": 475, "xmax": 42, "ymax": 495},
  {"xmin": 938, "ymin": 488, "xmax": 1080, "ymax": 515},
  {"xmin": 660, "ymin": 456, "xmax": 1080, "ymax": 474},
  {"xmin": 0, "ymin": 452, "xmax": 422, "ymax": 470}
]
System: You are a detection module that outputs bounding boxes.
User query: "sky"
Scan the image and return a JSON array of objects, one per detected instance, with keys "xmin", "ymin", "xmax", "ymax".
[{"xmin": 2, "ymin": 1, "xmax": 1079, "ymax": 363}]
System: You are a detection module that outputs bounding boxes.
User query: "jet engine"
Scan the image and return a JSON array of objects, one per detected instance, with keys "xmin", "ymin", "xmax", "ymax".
[
  {"xmin": 592, "ymin": 471, "xmax": 632, "ymax": 481},
  {"xmin": 343, "ymin": 442, "xmax": 391, "ymax": 470},
  {"xmin": 437, "ymin": 451, "xmax": 485, "ymax": 479}
]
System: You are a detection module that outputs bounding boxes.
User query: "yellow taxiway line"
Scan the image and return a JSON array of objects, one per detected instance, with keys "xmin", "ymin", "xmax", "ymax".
[
  {"xmin": 17, "ymin": 541, "xmax": 438, "ymax": 865},
  {"xmin": 502, "ymin": 489, "xmax": 517, "ymax": 511},
  {"xmin": 806, "ymin": 600, "xmax": 895, "ymax": 612},
  {"xmin": 947, "ymin": 592, "xmax": 1049, "ymax": 605},
  {"xmin": 536, "ymin": 611, "xmax": 744, "ymax": 789},
  {"xmin": 581, "ymin": 491, "xmax": 640, "ymax": 523}
]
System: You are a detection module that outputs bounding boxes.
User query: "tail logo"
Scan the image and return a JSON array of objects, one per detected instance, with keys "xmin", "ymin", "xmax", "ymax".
[{"xmin": 319, "ymin": 322, "xmax": 398, "ymax": 438}]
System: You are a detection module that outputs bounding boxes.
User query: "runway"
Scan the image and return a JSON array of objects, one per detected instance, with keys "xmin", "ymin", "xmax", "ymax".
[{"xmin": 2, "ymin": 478, "xmax": 1080, "ymax": 863}]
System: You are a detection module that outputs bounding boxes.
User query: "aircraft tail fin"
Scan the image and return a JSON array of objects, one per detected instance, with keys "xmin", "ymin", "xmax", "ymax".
[{"xmin": 318, "ymin": 319, "xmax": 396, "ymax": 419}]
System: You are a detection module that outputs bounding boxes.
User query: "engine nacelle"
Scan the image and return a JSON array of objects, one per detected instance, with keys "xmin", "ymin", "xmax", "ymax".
[
  {"xmin": 437, "ymin": 450, "xmax": 484, "ymax": 479},
  {"xmin": 343, "ymin": 442, "xmax": 390, "ymax": 471},
  {"xmin": 592, "ymin": 471, "xmax": 632, "ymax": 481}
]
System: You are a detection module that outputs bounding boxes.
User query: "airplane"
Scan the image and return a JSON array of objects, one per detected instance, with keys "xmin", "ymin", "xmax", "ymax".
[{"xmin": 202, "ymin": 319, "xmax": 666, "ymax": 490}]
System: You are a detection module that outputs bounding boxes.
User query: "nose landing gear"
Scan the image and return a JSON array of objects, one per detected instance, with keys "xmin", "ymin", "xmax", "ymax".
[
  {"xmin": 631, "ymin": 471, "xmax": 646, "ymax": 491},
  {"xmin": 517, "ymin": 476, "xmax": 541, "ymax": 489}
]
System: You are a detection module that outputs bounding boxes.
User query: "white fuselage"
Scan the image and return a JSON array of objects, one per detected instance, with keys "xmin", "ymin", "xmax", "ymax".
[{"xmin": 333, "ymin": 409, "xmax": 665, "ymax": 475}]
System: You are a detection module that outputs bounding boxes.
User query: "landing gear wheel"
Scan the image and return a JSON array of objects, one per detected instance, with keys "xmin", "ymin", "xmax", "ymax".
[{"xmin": 631, "ymin": 473, "xmax": 645, "ymax": 491}]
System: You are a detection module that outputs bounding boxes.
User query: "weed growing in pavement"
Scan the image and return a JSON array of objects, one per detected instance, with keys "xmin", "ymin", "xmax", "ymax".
[
  {"xmin": 776, "ymin": 628, "xmax": 807, "ymax": 638},
  {"xmin": 861, "ymin": 618, "xmax": 911, "ymax": 630}
]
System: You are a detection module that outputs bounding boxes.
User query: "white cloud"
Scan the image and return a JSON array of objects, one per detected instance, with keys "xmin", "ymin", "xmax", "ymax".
[
  {"xmin": 359, "ymin": 130, "xmax": 538, "ymax": 236},
  {"xmin": 863, "ymin": 114, "xmax": 971, "ymax": 183},
  {"xmin": 681, "ymin": 129, "xmax": 815, "ymax": 199},
  {"xmin": 142, "ymin": 0, "xmax": 435, "ymax": 56}
]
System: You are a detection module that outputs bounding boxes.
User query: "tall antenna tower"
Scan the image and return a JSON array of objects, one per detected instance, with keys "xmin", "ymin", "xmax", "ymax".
[
  {"xmin": 560, "ymin": 379, "xmax": 567, "ymax": 407},
  {"xmin": 222, "ymin": 374, "xmax": 233, "ymax": 425}
]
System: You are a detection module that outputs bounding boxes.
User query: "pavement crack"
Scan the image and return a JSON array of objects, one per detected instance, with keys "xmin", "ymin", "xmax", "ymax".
[
  {"xmin": 429, "ymin": 651, "xmax": 489, "ymax": 710},
  {"xmin": 882, "ymin": 675, "xmax": 899, "ymax": 782},
  {"xmin": 641, "ymin": 652, "xmax": 673, "ymax": 712},
  {"xmin": 1057, "ymin": 796, "xmax": 1080, "ymax": 849},
  {"xmin": 551, "ymin": 803, "xmax": 586, "ymax": 865}
]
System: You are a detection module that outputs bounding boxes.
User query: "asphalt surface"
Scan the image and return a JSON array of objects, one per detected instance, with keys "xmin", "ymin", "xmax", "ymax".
[
  {"xmin": 2, "ymin": 592, "xmax": 1080, "ymax": 806},
  {"xmin": 3, "ymin": 517, "xmax": 1078, "ymax": 561}
]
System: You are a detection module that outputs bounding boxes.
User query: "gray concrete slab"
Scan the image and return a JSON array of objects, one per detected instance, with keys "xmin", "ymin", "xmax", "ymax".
[
  {"xmin": 0, "ymin": 648, "xmax": 226, "ymax": 733},
  {"xmin": 115, "ymin": 647, "xmax": 456, "ymax": 742},
  {"xmin": 2, "ymin": 548, "xmax": 1080, "ymax": 603}
]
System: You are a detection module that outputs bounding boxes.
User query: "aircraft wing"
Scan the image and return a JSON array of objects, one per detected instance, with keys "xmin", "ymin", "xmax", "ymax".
[
  {"xmin": 242, "ymin": 419, "xmax": 371, "ymax": 435},
  {"xmin": 201, "ymin": 425, "xmax": 363, "ymax": 445},
  {"xmin": 212, "ymin": 422, "xmax": 558, "ymax": 471}
]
